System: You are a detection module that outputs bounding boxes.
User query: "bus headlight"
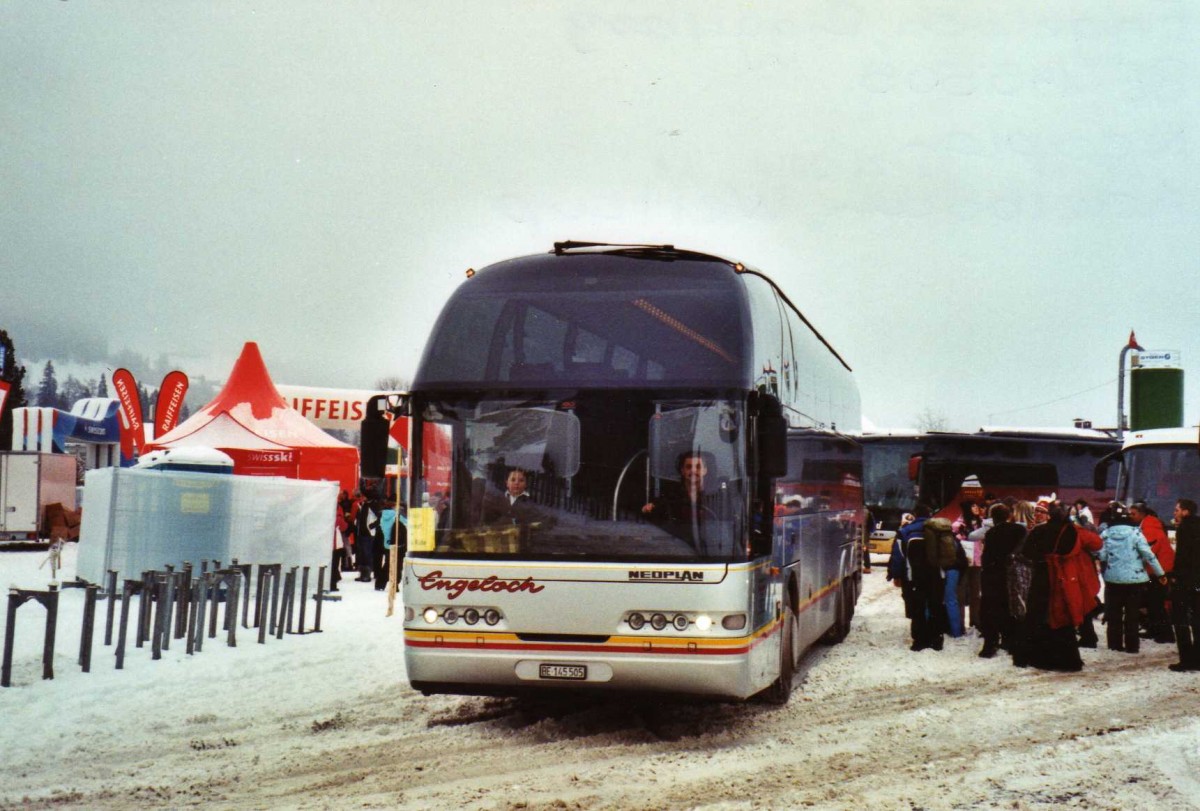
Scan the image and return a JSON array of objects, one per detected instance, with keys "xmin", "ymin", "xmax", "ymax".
[
  {"xmin": 628, "ymin": 612, "xmax": 646, "ymax": 630},
  {"xmin": 444, "ymin": 608, "xmax": 459, "ymax": 624},
  {"xmin": 672, "ymin": 614, "xmax": 689, "ymax": 631},
  {"xmin": 422, "ymin": 608, "xmax": 438, "ymax": 624},
  {"xmin": 694, "ymin": 614, "xmax": 713, "ymax": 632},
  {"xmin": 650, "ymin": 613, "xmax": 668, "ymax": 631},
  {"xmin": 484, "ymin": 609, "xmax": 501, "ymax": 626},
  {"xmin": 464, "ymin": 608, "xmax": 480, "ymax": 625}
]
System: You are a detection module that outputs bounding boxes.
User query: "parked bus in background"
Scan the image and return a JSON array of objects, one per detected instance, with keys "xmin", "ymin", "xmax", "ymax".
[
  {"xmin": 861, "ymin": 428, "xmax": 1120, "ymax": 560},
  {"xmin": 909, "ymin": 428, "xmax": 1119, "ymax": 516},
  {"xmin": 388, "ymin": 241, "xmax": 863, "ymax": 703},
  {"xmin": 1096, "ymin": 427, "xmax": 1200, "ymax": 530}
]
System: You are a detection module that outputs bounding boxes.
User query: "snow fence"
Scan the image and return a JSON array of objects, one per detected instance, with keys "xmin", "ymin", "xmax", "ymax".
[{"xmin": 76, "ymin": 467, "xmax": 337, "ymax": 585}]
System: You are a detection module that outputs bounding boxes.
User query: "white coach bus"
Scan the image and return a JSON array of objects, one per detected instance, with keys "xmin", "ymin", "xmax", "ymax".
[{"xmin": 393, "ymin": 241, "xmax": 863, "ymax": 703}]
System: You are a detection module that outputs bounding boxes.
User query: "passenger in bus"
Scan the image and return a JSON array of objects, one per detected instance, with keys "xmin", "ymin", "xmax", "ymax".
[{"xmin": 642, "ymin": 451, "xmax": 718, "ymax": 547}]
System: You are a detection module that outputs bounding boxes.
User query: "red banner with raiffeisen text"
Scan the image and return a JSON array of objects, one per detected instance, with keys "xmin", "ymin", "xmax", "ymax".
[
  {"xmin": 111, "ymin": 368, "xmax": 144, "ymax": 458},
  {"xmin": 155, "ymin": 370, "xmax": 189, "ymax": 438}
]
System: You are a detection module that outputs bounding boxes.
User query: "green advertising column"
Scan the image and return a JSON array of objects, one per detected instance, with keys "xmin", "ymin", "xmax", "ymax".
[{"xmin": 1130, "ymin": 366, "xmax": 1184, "ymax": 430}]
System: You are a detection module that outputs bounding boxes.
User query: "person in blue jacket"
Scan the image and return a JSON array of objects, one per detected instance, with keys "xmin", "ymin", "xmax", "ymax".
[
  {"xmin": 888, "ymin": 503, "xmax": 944, "ymax": 652},
  {"xmin": 375, "ymin": 503, "xmax": 408, "ymax": 591},
  {"xmin": 1098, "ymin": 502, "xmax": 1167, "ymax": 654}
]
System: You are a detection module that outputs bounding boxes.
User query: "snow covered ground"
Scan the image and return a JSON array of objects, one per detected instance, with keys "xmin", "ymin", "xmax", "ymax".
[{"xmin": 2, "ymin": 545, "xmax": 1199, "ymax": 810}]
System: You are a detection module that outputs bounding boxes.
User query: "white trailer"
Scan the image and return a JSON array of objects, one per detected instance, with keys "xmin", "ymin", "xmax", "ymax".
[{"xmin": 0, "ymin": 452, "xmax": 77, "ymax": 540}]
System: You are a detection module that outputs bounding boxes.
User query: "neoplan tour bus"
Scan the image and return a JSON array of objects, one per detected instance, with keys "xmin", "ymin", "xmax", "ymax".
[{"xmin": 389, "ymin": 242, "xmax": 863, "ymax": 703}]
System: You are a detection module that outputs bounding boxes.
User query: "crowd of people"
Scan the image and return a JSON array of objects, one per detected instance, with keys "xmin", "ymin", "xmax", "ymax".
[
  {"xmin": 332, "ymin": 488, "xmax": 406, "ymax": 593},
  {"xmin": 886, "ymin": 494, "xmax": 1200, "ymax": 674}
]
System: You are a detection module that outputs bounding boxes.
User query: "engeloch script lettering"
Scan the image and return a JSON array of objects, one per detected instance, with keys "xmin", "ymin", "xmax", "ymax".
[{"xmin": 417, "ymin": 570, "xmax": 545, "ymax": 600}]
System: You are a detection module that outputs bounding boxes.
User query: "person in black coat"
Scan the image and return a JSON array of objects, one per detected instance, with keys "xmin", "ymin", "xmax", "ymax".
[
  {"xmin": 889, "ymin": 503, "xmax": 945, "ymax": 652},
  {"xmin": 1169, "ymin": 498, "xmax": 1200, "ymax": 672},
  {"xmin": 354, "ymin": 496, "xmax": 381, "ymax": 582},
  {"xmin": 1016, "ymin": 505, "xmax": 1083, "ymax": 672},
  {"xmin": 978, "ymin": 503, "xmax": 1026, "ymax": 658}
]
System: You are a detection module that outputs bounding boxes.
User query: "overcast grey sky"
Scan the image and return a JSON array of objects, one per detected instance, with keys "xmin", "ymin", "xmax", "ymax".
[{"xmin": 2, "ymin": 2, "xmax": 1196, "ymax": 430}]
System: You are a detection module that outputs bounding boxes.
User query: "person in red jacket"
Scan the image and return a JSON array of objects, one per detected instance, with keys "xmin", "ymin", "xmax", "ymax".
[
  {"xmin": 1131, "ymin": 501, "xmax": 1175, "ymax": 644},
  {"xmin": 1073, "ymin": 524, "xmax": 1104, "ymax": 647}
]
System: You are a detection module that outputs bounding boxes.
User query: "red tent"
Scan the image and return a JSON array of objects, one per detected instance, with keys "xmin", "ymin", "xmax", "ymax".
[{"xmin": 144, "ymin": 342, "xmax": 358, "ymax": 492}]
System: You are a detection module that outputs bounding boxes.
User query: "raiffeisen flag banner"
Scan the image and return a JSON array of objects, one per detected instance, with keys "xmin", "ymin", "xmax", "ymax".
[
  {"xmin": 111, "ymin": 368, "xmax": 144, "ymax": 457},
  {"xmin": 155, "ymin": 370, "xmax": 189, "ymax": 438}
]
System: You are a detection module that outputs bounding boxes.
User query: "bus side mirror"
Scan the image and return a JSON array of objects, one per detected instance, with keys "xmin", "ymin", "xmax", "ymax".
[
  {"xmin": 1094, "ymin": 452, "xmax": 1119, "ymax": 491},
  {"xmin": 360, "ymin": 395, "xmax": 392, "ymax": 479},
  {"xmin": 759, "ymin": 414, "xmax": 788, "ymax": 478}
]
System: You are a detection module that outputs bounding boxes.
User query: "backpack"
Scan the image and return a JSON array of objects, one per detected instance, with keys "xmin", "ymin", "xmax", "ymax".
[{"xmin": 923, "ymin": 518, "xmax": 958, "ymax": 569}]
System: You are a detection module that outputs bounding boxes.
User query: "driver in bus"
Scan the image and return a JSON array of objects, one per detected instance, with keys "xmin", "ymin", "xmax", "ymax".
[
  {"xmin": 482, "ymin": 467, "xmax": 553, "ymax": 529},
  {"xmin": 642, "ymin": 451, "xmax": 718, "ymax": 546}
]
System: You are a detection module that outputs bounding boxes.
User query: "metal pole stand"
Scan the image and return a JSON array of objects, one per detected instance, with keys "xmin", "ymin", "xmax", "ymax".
[
  {"xmin": 79, "ymin": 584, "xmax": 99, "ymax": 672},
  {"xmin": 103, "ymin": 570, "xmax": 118, "ymax": 646},
  {"xmin": 2, "ymin": 586, "xmax": 59, "ymax": 687}
]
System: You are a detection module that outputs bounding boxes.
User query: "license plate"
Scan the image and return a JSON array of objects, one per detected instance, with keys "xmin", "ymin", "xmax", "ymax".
[{"xmin": 538, "ymin": 664, "xmax": 587, "ymax": 681}]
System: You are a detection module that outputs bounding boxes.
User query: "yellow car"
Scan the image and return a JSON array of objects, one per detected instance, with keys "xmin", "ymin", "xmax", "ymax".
[{"xmin": 867, "ymin": 529, "xmax": 896, "ymax": 560}]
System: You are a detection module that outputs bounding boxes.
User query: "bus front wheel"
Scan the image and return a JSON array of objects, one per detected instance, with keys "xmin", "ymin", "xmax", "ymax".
[{"xmin": 762, "ymin": 602, "xmax": 795, "ymax": 705}]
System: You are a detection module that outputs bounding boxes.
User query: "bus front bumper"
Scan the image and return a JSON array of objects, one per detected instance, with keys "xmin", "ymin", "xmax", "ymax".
[{"xmin": 403, "ymin": 632, "xmax": 766, "ymax": 700}]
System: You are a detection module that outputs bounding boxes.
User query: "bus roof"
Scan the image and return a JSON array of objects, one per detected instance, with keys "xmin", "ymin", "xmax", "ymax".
[
  {"xmin": 858, "ymin": 427, "xmax": 1117, "ymax": 444},
  {"xmin": 857, "ymin": 430, "xmax": 924, "ymax": 440},
  {"xmin": 1122, "ymin": 426, "xmax": 1200, "ymax": 450},
  {"xmin": 973, "ymin": 426, "xmax": 1118, "ymax": 441}
]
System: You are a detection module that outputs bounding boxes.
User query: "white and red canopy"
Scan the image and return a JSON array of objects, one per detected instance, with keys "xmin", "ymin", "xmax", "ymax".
[{"xmin": 144, "ymin": 342, "xmax": 358, "ymax": 493}]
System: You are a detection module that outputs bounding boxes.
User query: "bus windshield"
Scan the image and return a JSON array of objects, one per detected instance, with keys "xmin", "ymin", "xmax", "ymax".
[
  {"xmin": 862, "ymin": 439, "xmax": 921, "ymax": 518},
  {"xmin": 1120, "ymin": 445, "xmax": 1200, "ymax": 524},
  {"xmin": 413, "ymin": 392, "xmax": 751, "ymax": 563}
]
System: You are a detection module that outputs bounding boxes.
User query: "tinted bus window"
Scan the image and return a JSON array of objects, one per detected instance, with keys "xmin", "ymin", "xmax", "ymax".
[
  {"xmin": 1122, "ymin": 446, "xmax": 1200, "ymax": 522},
  {"xmin": 740, "ymin": 271, "xmax": 859, "ymax": 432},
  {"xmin": 779, "ymin": 434, "xmax": 863, "ymax": 514},
  {"xmin": 416, "ymin": 255, "xmax": 751, "ymax": 390}
]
